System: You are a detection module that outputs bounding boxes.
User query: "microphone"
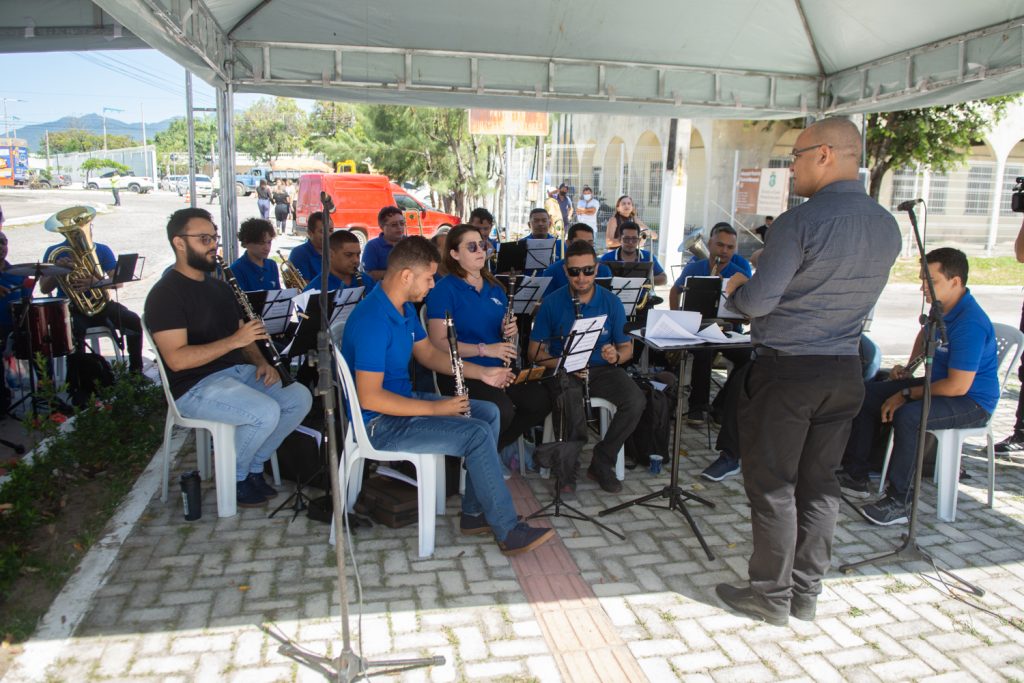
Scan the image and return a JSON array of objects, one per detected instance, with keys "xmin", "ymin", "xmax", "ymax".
[{"xmin": 897, "ymin": 198, "xmax": 923, "ymax": 211}]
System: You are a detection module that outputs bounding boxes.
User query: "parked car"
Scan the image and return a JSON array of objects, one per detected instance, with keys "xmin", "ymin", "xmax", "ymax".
[
  {"xmin": 160, "ymin": 174, "xmax": 187, "ymax": 191},
  {"xmin": 176, "ymin": 175, "xmax": 214, "ymax": 197},
  {"xmin": 295, "ymin": 173, "xmax": 460, "ymax": 248},
  {"xmin": 86, "ymin": 171, "xmax": 154, "ymax": 194},
  {"xmin": 26, "ymin": 170, "xmax": 71, "ymax": 189}
]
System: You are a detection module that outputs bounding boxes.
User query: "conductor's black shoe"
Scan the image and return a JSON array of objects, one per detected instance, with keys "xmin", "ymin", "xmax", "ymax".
[
  {"xmin": 498, "ymin": 523, "xmax": 555, "ymax": 556},
  {"xmin": 836, "ymin": 470, "xmax": 871, "ymax": 499},
  {"xmin": 586, "ymin": 464, "xmax": 623, "ymax": 493},
  {"xmin": 247, "ymin": 472, "xmax": 278, "ymax": 499},
  {"xmin": 460, "ymin": 512, "xmax": 491, "ymax": 536},
  {"xmin": 715, "ymin": 584, "xmax": 788, "ymax": 626},
  {"xmin": 860, "ymin": 495, "xmax": 908, "ymax": 526},
  {"xmin": 686, "ymin": 409, "xmax": 707, "ymax": 426},
  {"xmin": 995, "ymin": 435, "xmax": 1024, "ymax": 457},
  {"xmin": 790, "ymin": 593, "xmax": 817, "ymax": 621}
]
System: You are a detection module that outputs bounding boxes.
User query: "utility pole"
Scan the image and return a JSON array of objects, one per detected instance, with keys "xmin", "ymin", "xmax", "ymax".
[
  {"xmin": 1, "ymin": 98, "xmax": 26, "ymax": 142},
  {"xmin": 45, "ymin": 130, "xmax": 51, "ymax": 167},
  {"xmin": 141, "ymin": 104, "xmax": 149, "ymax": 178},
  {"xmin": 102, "ymin": 106, "xmax": 124, "ymax": 151}
]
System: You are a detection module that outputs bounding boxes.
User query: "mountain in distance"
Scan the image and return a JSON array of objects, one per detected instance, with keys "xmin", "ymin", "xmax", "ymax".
[{"xmin": 15, "ymin": 113, "xmax": 182, "ymax": 151}]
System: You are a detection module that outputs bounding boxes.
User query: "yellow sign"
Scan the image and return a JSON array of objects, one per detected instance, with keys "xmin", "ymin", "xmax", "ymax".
[{"xmin": 336, "ymin": 160, "xmax": 356, "ymax": 173}]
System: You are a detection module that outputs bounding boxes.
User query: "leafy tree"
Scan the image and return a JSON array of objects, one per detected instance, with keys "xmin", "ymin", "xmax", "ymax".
[
  {"xmin": 234, "ymin": 97, "xmax": 307, "ymax": 164},
  {"xmin": 152, "ymin": 116, "xmax": 218, "ymax": 159},
  {"xmin": 865, "ymin": 96, "xmax": 1017, "ymax": 199},
  {"xmin": 42, "ymin": 129, "xmax": 137, "ymax": 154},
  {"xmin": 306, "ymin": 101, "xmax": 357, "ymax": 149},
  {"xmin": 80, "ymin": 158, "xmax": 129, "ymax": 180}
]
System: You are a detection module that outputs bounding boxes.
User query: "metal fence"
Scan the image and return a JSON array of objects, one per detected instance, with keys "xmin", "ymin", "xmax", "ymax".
[{"xmin": 49, "ymin": 145, "xmax": 158, "ymax": 184}]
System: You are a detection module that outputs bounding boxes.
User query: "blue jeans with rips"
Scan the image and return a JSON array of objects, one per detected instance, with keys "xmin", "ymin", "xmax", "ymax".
[
  {"xmin": 366, "ymin": 393, "xmax": 518, "ymax": 541},
  {"xmin": 175, "ymin": 364, "xmax": 313, "ymax": 481}
]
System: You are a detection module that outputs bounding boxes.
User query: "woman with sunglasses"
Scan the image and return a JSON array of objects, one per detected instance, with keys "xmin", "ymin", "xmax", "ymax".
[{"xmin": 425, "ymin": 224, "xmax": 551, "ymax": 453}]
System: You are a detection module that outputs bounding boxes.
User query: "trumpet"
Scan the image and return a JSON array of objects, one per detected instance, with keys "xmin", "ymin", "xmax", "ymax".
[{"xmin": 277, "ymin": 249, "xmax": 307, "ymax": 290}]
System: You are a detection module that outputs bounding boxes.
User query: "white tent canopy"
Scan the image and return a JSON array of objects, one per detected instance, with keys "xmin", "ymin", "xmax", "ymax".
[{"xmin": 7, "ymin": 0, "xmax": 1014, "ymax": 118}]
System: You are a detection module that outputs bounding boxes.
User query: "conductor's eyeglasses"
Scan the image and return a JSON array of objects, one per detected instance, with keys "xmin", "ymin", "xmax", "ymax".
[
  {"xmin": 461, "ymin": 240, "xmax": 489, "ymax": 253},
  {"xmin": 790, "ymin": 143, "xmax": 833, "ymax": 160},
  {"xmin": 566, "ymin": 265, "xmax": 596, "ymax": 277}
]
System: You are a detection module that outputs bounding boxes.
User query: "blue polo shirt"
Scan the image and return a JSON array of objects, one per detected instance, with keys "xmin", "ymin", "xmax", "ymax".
[
  {"xmin": 542, "ymin": 259, "xmax": 613, "ymax": 296},
  {"xmin": 342, "ymin": 284, "xmax": 426, "ymax": 423},
  {"xmin": 288, "ymin": 240, "xmax": 322, "ymax": 281},
  {"xmin": 674, "ymin": 253, "xmax": 752, "ymax": 288},
  {"xmin": 42, "ymin": 241, "xmax": 117, "ymax": 299},
  {"xmin": 230, "ymin": 254, "xmax": 280, "ymax": 291},
  {"xmin": 425, "ymin": 275, "xmax": 507, "ymax": 368},
  {"xmin": 531, "ymin": 285, "xmax": 628, "ymax": 367},
  {"xmin": 519, "ymin": 235, "xmax": 564, "ymax": 276},
  {"xmin": 0, "ymin": 267, "xmax": 30, "ymax": 330},
  {"xmin": 362, "ymin": 236, "xmax": 397, "ymax": 278},
  {"xmin": 931, "ymin": 289, "xmax": 1000, "ymax": 414},
  {"xmin": 600, "ymin": 248, "xmax": 666, "ymax": 277},
  {"xmin": 303, "ymin": 271, "xmax": 375, "ymax": 295}
]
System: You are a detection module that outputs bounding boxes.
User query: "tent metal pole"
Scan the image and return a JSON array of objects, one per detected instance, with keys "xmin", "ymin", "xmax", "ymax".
[{"xmin": 216, "ymin": 76, "xmax": 239, "ymax": 263}]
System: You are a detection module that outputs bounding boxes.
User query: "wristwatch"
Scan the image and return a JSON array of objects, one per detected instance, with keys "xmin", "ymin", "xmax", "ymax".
[{"xmin": 900, "ymin": 387, "xmax": 914, "ymax": 401}]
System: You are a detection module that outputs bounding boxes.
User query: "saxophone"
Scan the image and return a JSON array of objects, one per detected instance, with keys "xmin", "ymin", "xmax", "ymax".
[
  {"xmin": 503, "ymin": 271, "xmax": 519, "ymax": 369},
  {"xmin": 44, "ymin": 206, "xmax": 110, "ymax": 316},
  {"xmin": 277, "ymin": 249, "xmax": 307, "ymax": 290},
  {"xmin": 216, "ymin": 255, "xmax": 295, "ymax": 387},
  {"xmin": 444, "ymin": 311, "xmax": 471, "ymax": 416}
]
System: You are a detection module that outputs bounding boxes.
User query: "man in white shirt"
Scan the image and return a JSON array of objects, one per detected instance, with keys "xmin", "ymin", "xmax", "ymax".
[{"xmin": 576, "ymin": 185, "xmax": 600, "ymax": 231}]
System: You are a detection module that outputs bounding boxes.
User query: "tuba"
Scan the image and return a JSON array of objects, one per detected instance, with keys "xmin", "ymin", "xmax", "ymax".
[
  {"xmin": 45, "ymin": 206, "xmax": 110, "ymax": 316},
  {"xmin": 683, "ymin": 233, "xmax": 711, "ymax": 262},
  {"xmin": 277, "ymin": 249, "xmax": 307, "ymax": 290}
]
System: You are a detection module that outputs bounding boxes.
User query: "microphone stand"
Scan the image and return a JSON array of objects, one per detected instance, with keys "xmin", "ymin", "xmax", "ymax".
[
  {"xmin": 285, "ymin": 193, "xmax": 442, "ymax": 681},
  {"xmin": 839, "ymin": 203, "xmax": 984, "ymax": 597}
]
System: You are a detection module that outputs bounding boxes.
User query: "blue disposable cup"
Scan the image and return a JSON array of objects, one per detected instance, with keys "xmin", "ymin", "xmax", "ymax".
[{"xmin": 649, "ymin": 454, "xmax": 663, "ymax": 475}]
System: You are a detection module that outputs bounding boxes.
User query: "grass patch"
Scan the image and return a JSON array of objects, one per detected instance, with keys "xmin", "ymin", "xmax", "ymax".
[{"xmin": 889, "ymin": 256, "xmax": 1023, "ymax": 285}]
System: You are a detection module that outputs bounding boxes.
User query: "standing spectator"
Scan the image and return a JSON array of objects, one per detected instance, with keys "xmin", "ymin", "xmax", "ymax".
[
  {"xmin": 605, "ymin": 195, "xmax": 650, "ymax": 250},
  {"xmin": 110, "ymin": 172, "xmax": 122, "ymax": 207},
  {"xmin": 272, "ymin": 181, "xmax": 290, "ymax": 234},
  {"xmin": 995, "ymin": 214, "xmax": 1024, "ymax": 456},
  {"xmin": 256, "ymin": 179, "xmax": 272, "ymax": 220},
  {"xmin": 576, "ymin": 186, "xmax": 599, "ymax": 231},
  {"xmin": 551, "ymin": 182, "xmax": 574, "ymax": 234},
  {"xmin": 208, "ymin": 173, "xmax": 221, "ymax": 205}
]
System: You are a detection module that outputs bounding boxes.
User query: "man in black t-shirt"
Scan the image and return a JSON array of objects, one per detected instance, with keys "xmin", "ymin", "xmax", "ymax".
[{"xmin": 145, "ymin": 208, "xmax": 312, "ymax": 509}]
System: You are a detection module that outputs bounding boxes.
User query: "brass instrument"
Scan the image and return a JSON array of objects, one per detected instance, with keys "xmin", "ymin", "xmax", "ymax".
[
  {"xmin": 44, "ymin": 206, "xmax": 110, "ymax": 316},
  {"xmin": 216, "ymin": 255, "xmax": 295, "ymax": 387},
  {"xmin": 444, "ymin": 312, "xmax": 471, "ymax": 416},
  {"xmin": 277, "ymin": 249, "xmax": 307, "ymax": 290},
  {"xmin": 684, "ymin": 233, "xmax": 711, "ymax": 261},
  {"xmin": 710, "ymin": 256, "xmax": 723, "ymax": 277},
  {"xmin": 503, "ymin": 271, "xmax": 519, "ymax": 369}
]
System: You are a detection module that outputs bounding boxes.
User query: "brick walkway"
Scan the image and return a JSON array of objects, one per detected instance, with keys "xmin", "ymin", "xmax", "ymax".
[{"xmin": 5, "ymin": 373, "xmax": 1024, "ymax": 682}]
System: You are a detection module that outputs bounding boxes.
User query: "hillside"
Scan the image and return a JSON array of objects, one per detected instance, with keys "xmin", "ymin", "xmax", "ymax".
[{"xmin": 16, "ymin": 114, "xmax": 177, "ymax": 151}]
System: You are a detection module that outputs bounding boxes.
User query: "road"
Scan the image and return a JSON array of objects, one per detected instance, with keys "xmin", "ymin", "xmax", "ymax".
[{"xmin": 1, "ymin": 188, "xmax": 1021, "ymax": 357}]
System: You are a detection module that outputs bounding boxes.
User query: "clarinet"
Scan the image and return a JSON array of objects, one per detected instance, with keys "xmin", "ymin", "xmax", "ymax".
[
  {"xmin": 503, "ymin": 271, "xmax": 519, "ymax": 369},
  {"xmin": 444, "ymin": 311, "xmax": 471, "ymax": 416},
  {"xmin": 571, "ymin": 293, "xmax": 593, "ymax": 415},
  {"xmin": 216, "ymin": 255, "xmax": 295, "ymax": 387}
]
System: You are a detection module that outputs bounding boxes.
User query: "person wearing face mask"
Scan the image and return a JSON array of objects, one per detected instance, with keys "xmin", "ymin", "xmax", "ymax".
[{"xmin": 576, "ymin": 186, "xmax": 599, "ymax": 232}]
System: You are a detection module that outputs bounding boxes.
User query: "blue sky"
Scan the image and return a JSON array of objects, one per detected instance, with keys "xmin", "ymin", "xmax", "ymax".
[{"xmin": 0, "ymin": 49, "xmax": 312, "ymax": 129}]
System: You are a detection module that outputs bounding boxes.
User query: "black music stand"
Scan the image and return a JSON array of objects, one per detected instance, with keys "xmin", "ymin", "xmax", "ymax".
[
  {"xmin": 597, "ymin": 334, "xmax": 753, "ymax": 562},
  {"xmin": 495, "ymin": 242, "xmax": 527, "ymax": 274},
  {"xmin": 609, "ymin": 277, "xmax": 646, "ymax": 318},
  {"xmin": 287, "ymin": 292, "xmax": 337, "ymax": 358}
]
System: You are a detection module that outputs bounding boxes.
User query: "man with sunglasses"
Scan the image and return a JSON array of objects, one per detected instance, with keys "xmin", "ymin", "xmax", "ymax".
[
  {"xmin": 145, "ymin": 208, "xmax": 313, "ymax": 509},
  {"xmin": 40, "ymin": 216, "xmax": 145, "ymax": 374},
  {"xmin": 714, "ymin": 118, "xmax": 900, "ymax": 626},
  {"xmin": 529, "ymin": 241, "xmax": 644, "ymax": 493}
]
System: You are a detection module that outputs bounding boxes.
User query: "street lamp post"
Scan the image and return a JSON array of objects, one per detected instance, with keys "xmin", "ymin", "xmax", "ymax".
[
  {"xmin": 102, "ymin": 106, "xmax": 124, "ymax": 150},
  {"xmin": 1, "ymin": 98, "xmax": 26, "ymax": 141}
]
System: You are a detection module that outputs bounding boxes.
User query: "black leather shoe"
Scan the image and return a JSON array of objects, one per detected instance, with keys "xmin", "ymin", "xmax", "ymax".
[
  {"xmin": 790, "ymin": 593, "xmax": 817, "ymax": 621},
  {"xmin": 586, "ymin": 465, "xmax": 622, "ymax": 493},
  {"xmin": 715, "ymin": 584, "xmax": 789, "ymax": 626}
]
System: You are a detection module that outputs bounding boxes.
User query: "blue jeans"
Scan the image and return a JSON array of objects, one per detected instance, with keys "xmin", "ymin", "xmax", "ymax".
[
  {"xmin": 257, "ymin": 198, "xmax": 272, "ymax": 220},
  {"xmin": 176, "ymin": 365, "xmax": 313, "ymax": 481},
  {"xmin": 366, "ymin": 393, "xmax": 518, "ymax": 541}
]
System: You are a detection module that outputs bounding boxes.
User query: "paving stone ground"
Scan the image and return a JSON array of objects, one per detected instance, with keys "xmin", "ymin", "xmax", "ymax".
[{"xmin": 6, "ymin": 362, "xmax": 1024, "ymax": 682}]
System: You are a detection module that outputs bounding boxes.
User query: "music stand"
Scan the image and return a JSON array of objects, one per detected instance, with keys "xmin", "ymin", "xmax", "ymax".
[
  {"xmin": 606, "ymin": 260, "xmax": 654, "ymax": 282},
  {"xmin": 523, "ymin": 238, "xmax": 557, "ymax": 272},
  {"xmin": 598, "ymin": 333, "xmax": 752, "ymax": 562},
  {"xmin": 329, "ymin": 287, "xmax": 364, "ymax": 328},
  {"xmin": 507, "ymin": 276, "xmax": 549, "ymax": 317},
  {"xmin": 495, "ymin": 242, "xmax": 527, "ymax": 274},
  {"xmin": 609, "ymin": 277, "xmax": 646, "ymax": 317},
  {"xmin": 682, "ymin": 276, "xmax": 722, "ymax": 320},
  {"xmin": 246, "ymin": 289, "xmax": 298, "ymax": 336},
  {"xmin": 526, "ymin": 318, "xmax": 625, "ymax": 540},
  {"xmin": 287, "ymin": 292, "xmax": 337, "ymax": 358}
]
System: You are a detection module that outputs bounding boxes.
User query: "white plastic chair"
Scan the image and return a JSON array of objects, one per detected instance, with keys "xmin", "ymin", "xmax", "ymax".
[
  {"xmin": 142, "ymin": 321, "xmax": 280, "ymax": 519},
  {"xmin": 543, "ymin": 397, "xmax": 625, "ymax": 480},
  {"xmin": 333, "ymin": 347, "xmax": 446, "ymax": 557},
  {"xmin": 879, "ymin": 322, "xmax": 1024, "ymax": 522},
  {"xmin": 84, "ymin": 325, "xmax": 124, "ymax": 364}
]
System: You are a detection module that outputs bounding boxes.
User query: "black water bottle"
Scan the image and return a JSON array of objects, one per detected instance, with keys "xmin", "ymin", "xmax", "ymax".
[{"xmin": 180, "ymin": 470, "xmax": 202, "ymax": 521}]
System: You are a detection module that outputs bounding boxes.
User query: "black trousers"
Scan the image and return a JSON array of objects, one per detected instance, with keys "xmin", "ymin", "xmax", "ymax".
[
  {"xmin": 688, "ymin": 347, "xmax": 752, "ymax": 410},
  {"xmin": 738, "ymin": 354, "xmax": 864, "ymax": 606},
  {"xmin": 1013, "ymin": 299, "xmax": 1024, "ymax": 437},
  {"xmin": 73, "ymin": 301, "xmax": 143, "ymax": 372},
  {"xmin": 437, "ymin": 374, "xmax": 551, "ymax": 450}
]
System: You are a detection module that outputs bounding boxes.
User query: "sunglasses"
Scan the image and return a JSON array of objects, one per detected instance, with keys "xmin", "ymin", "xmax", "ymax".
[
  {"xmin": 461, "ymin": 240, "xmax": 489, "ymax": 253},
  {"xmin": 566, "ymin": 265, "xmax": 596, "ymax": 277}
]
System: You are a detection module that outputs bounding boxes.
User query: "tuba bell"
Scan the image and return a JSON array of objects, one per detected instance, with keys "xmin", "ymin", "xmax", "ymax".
[
  {"xmin": 683, "ymin": 233, "xmax": 711, "ymax": 261},
  {"xmin": 45, "ymin": 206, "xmax": 110, "ymax": 316},
  {"xmin": 277, "ymin": 249, "xmax": 308, "ymax": 290}
]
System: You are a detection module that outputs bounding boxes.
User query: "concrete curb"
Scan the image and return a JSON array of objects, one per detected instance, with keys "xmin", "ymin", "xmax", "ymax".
[
  {"xmin": 1, "ymin": 428, "xmax": 188, "ymax": 683},
  {"xmin": 2, "ymin": 202, "xmax": 110, "ymax": 228}
]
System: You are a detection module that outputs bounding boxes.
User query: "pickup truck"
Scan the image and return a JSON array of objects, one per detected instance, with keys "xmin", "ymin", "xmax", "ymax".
[
  {"xmin": 86, "ymin": 171, "xmax": 155, "ymax": 194},
  {"xmin": 235, "ymin": 167, "xmax": 303, "ymax": 196}
]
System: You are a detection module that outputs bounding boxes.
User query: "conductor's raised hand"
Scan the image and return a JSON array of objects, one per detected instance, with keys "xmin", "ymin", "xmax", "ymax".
[
  {"xmin": 480, "ymin": 365, "xmax": 515, "ymax": 389},
  {"xmin": 232, "ymin": 319, "xmax": 269, "ymax": 348},
  {"xmin": 432, "ymin": 395, "xmax": 471, "ymax": 416}
]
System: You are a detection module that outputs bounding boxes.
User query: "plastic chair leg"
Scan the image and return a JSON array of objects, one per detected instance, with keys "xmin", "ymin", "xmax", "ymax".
[
  {"xmin": 196, "ymin": 430, "xmax": 212, "ymax": 481},
  {"xmin": 879, "ymin": 432, "xmax": 895, "ymax": 495},
  {"xmin": 986, "ymin": 429, "xmax": 995, "ymax": 508},
  {"xmin": 345, "ymin": 456, "xmax": 365, "ymax": 514},
  {"xmin": 270, "ymin": 451, "xmax": 281, "ymax": 486},
  {"xmin": 416, "ymin": 458, "xmax": 438, "ymax": 558},
  {"xmin": 934, "ymin": 430, "xmax": 962, "ymax": 523},
  {"xmin": 211, "ymin": 425, "xmax": 238, "ymax": 518},
  {"xmin": 160, "ymin": 412, "xmax": 175, "ymax": 502}
]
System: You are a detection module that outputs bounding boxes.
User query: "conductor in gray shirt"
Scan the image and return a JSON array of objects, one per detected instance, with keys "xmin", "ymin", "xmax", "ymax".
[{"xmin": 715, "ymin": 118, "xmax": 901, "ymax": 626}]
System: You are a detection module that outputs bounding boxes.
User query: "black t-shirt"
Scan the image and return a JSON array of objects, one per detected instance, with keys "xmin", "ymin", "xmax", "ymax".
[
  {"xmin": 256, "ymin": 185, "xmax": 271, "ymax": 200},
  {"xmin": 145, "ymin": 270, "xmax": 246, "ymax": 399}
]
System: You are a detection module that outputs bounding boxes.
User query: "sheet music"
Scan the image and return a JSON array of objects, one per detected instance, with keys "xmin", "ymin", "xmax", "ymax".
[
  {"xmin": 330, "ymin": 287, "xmax": 364, "ymax": 326},
  {"xmin": 260, "ymin": 288, "xmax": 299, "ymax": 335},
  {"xmin": 610, "ymin": 277, "xmax": 646, "ymax": 316},
  {"xmin": 562, "ymin": 314, "xmax": 606, "ymax": 373},
  {"xmin": 512, "ymin": 276, "xmax": 550, "ymax": 314},
  {"xmin": 524, "ymin": 238, "xmax": 556, "ymax": 270}
]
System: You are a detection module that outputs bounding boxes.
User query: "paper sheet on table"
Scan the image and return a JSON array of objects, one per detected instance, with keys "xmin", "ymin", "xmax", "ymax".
[
  {"xmin": 696, "ymin": 322, "xmax": 729, "ymax": 342},
  {"xmin": 260, "ymin": 288, "xmax": 299, "ymax": 335},
  {"xmin": 330, "ymin": 286, "xmax": 364, "ymax": 326},
  {"xmin": 512, "ymin": 276, "xmax": 550, "ymax": 314},
  {"xmin": 561, "ymin": 314, "xmax": 606, "ymax": 373}
]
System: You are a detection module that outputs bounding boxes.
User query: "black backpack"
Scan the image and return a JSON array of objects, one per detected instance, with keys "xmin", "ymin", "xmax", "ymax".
[
  {"xmin": 66, "ymin": 351, "xmax": 115, "ymax": 407},
  {"xmin": 624, "ymin": 376, "xmax": 675, "ymax": 468}
]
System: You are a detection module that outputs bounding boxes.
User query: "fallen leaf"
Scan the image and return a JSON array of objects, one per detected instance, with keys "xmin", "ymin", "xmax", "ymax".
[{"xmin": 238, "ymin": 585, "xmax": 250, "ymax": 592}]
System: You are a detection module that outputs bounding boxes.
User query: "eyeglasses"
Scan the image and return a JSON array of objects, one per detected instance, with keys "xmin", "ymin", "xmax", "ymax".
[
  {"xmin": 790, "ymin": 143, "xmax": 833, "ymax": 160},
  {"xmin": 621, "ymin": 236, "xmax": 640, "ymax": 243},
  {"xmin": 462, "ymin": 240, "xmax": 489, "ymax": 253},
  {"xmin": 180, "ymin": 233, "xmax": 220, "ymax": 246},
  {"xmin": 566, "ymin": 265, "xmax": 596, "ymax": 277}
]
